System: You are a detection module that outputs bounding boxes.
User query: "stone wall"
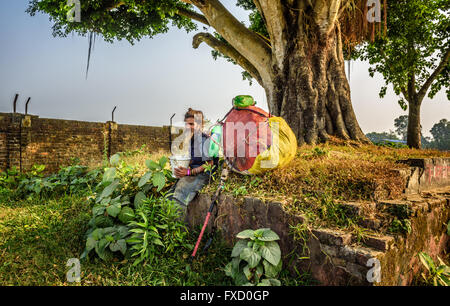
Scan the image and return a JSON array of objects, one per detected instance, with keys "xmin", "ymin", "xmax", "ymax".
[
  {"xmin": 0, "ymin": 113, "xmax": 170, "ymax": 173},
  {"xmin": 187, "ymin": 159, "xmax": 450, "ymax": 286},
  {"xmin": 398, "ymin": 158, "xmax": 450, "ymax": 193}
]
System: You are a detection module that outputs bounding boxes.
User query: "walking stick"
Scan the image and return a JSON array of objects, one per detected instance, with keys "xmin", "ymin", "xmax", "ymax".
[{"xmin": 191, "ymin": 167, "xmax": 229, "ymax": 259}]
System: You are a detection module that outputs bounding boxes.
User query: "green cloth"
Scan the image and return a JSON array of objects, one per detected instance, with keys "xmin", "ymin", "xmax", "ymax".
[
  {"xmin": 233, "ymin": 95, "xmax": 256, "ymax": 108},
  {"xmin": 208, "ymin": 125, "xmax": 222, "ymax": 158}
]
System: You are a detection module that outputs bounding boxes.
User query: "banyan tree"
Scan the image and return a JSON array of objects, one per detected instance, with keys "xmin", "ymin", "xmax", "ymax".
[{"xmin": 28, "ymin": 0, "xmax": 389, "ymax": 145}]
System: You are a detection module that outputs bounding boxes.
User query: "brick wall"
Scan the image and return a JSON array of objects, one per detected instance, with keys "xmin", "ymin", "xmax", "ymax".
[
  {"xmin": 0, "ymin": 114, "xmax": 12, "ymax": 170},
  {"xmin": 0, "ymin": 113, "xmax": 170, "ymax": 173}
]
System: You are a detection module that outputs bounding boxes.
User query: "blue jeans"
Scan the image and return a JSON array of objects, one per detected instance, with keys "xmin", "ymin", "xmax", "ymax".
[{"xmin": 168, "ymin": 172, "xmax": 210, "ymax": 208}]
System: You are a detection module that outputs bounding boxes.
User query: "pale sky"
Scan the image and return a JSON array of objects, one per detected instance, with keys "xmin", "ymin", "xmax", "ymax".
[{"xmin": 0, "ymin": 1, "xmax": 448, "ymax": 138}]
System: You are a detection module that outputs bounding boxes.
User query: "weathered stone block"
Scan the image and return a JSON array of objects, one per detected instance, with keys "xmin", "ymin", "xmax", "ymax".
[
  {"xmin": 362, "ymin": 235, "xmax": 395, "ymax": 252},
  {"xmin": 311, "ymin": 228, "xmax": 352, "ymax": 246}
]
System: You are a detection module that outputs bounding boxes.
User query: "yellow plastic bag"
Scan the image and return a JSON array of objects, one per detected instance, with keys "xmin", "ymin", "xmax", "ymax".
[{"xmin": 248, "ymin": 116, "xmax": 297, "ymax": 175}]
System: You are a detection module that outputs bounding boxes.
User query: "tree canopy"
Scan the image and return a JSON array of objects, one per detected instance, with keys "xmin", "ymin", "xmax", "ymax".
[
  {"xmin": 27, "ymin": 1, "xmax": 391, "ymax": 145},
  {"xmin": 27, "ymin": 0, "xmax": 388, "ymax": 85},
  {"xmin": 360, "ymin": 0, "xmax": 449, "ymax": 108},
  {"xmin": 27, "ymin": 0, "xmax": 198, "ymax": 43},
  {"xmin": 357, "ymin": 0, "xmax": 449, "ymax": 148},
  {"xmin": 430, "ymin": 119, "xmax": 450, "ymax": 150}
]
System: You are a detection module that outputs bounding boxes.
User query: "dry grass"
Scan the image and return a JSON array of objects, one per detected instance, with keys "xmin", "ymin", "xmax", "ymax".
[
  {"xmin": 86, "ymin": 147, "xmax": 171, "ymax": 175},
  {"xmin": 119, "ymin": 148, "xmax": 170, "ymax": 175},
  {"xmin": 203, "ymin": 137, "xmax": 449, "ymax": 230},
  {"xmin": 85, "ymin": 138, "xmax": 449, "ymax": 206}
]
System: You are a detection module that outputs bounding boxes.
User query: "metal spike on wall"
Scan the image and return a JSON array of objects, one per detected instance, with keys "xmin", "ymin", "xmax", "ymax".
[{"xmin": 85, "ymin": 32, "xmax": 94, "ymax": 79}]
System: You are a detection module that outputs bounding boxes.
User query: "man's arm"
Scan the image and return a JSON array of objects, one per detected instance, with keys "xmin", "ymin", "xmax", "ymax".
[
  {"xmin": 174, "ymin": 160, "xmax": 214, "ymax": 177},
  {"xmin": 191, "ymin": 160, "xmax": 214, "ymax": 175}
]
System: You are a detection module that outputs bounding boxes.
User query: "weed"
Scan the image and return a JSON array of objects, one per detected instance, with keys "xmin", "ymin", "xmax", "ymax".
[
  {"xmin": 289, "ymin": 223, "xmax": 311, "ymax": 256},
  {"xmin": 417, "ymin": 252, "xmax": 450, "ymax": 286},
  {"xmin": 389, "ymin": 218, "xmax": 412, "ymax": 235},
  {"xmin": 232, "ymin": 186, "xmax": 248, "ymax": 197},
  {"xmin": 224, "ymin": 228, "xmax": 282, "ymax": 286}
]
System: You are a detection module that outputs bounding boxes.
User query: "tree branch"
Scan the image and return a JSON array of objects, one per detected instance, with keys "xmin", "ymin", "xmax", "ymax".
[
  {"xmin": 313, "ymin": 0, "xmax": 342, "ymax": 35},
  {"xmin": 401, "ymin": 87, "xmax": 409, "ymax": 101},
  {"xmin": 193, "ymin": 32, "xmax": 263, "ymax": 85},
  {"xmin": 417, "ymin": 47, "xmax": 450, "ymax": 101},
  {"xmin": 176, "ymin": 7, "xmax": 209, "ymax": 26},
  {"xmin": 257, "ymin": 0, "xmax": 288, "ymax": 69},
  {"xmin": 188, "ymin": 0, "xmax": 272, "ymax": 83}
]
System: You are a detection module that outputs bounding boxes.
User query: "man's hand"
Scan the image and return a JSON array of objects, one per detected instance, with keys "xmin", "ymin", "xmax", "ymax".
[{"xmin": 174, "ymin": 166, "xmax": 189, "ymax": 178}]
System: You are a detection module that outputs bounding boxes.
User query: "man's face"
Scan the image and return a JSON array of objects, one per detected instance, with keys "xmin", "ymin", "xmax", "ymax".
[{"xmin": 185, "ymin": 117, "xmax": 200, "ymax": 134}]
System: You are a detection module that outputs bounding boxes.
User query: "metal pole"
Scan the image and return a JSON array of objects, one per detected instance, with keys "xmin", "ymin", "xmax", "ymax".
[
  {"xmin": 25, "ymin": 97, "xmax": 31, "ymax": 115},
  {"xmin": 191, "ymin": 167, "xmax": 229, "ymax": 259},
  {"xmin": 112, "ymin": 106, "xmax": 117, "ymax": 122},
  {"xmin": 13, "ymin": 94, "xmax": 18, "ymax": 113},
  {"xmin": 169, "ymin": 113, "xmax": 175, "ymax": 153}
]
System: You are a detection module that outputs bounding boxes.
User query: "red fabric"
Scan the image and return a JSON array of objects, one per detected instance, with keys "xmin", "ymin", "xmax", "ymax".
[{"xmin": 222, "ymin": 106, "xmax": 272, "ymax": 172}]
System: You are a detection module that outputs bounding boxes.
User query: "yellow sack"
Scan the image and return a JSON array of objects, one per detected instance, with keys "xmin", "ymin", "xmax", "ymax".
[{"xmin": 248, "ymin": 116, "xmax": 297, "ymax": 175}]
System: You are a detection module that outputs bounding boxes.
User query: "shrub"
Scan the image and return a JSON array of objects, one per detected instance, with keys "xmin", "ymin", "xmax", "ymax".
[
  {"xmin": 80, "ymin": 153, "xmax": 186, "ymax": 264},
  {"xmin": 126, "ymin": 194, "xmax": 189, "ymax": 266},
  {"xmin": 1, "ymin": 164, "xmax": 102, "ymax": 200},
  {"xmin": 225, "ymin": 228, "xmax": 282, "ymax": 286}
]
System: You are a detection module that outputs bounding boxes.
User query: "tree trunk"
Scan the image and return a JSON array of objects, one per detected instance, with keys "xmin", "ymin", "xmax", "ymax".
[
  {"xmin": 407, "ymin": 98, "xmax": 422, "ymax": 149},
  {"xmin": 187, "ymin": 0, "xmax": 369, "ymax": 146},
  {"xmin": 263, "ymin": 24, "xmax": 369, "ymax": 146}
]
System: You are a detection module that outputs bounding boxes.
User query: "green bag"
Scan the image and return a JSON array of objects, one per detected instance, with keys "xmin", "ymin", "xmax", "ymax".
[{"xmin": 233, "ymin": 95, "xmax": 256, "ymax": 108}]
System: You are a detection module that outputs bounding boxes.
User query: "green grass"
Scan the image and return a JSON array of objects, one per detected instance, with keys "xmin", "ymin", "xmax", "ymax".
[
  {"xmin": 0, "ymin": 193, "xmax": 228, "ymax": 285},
  {"xmin": 0, "ymin": 193, "xmax": 311, "ymax": 286},
  {"xmin": 4, "ymin": 141, "xmax": 447, "ymax": 286}
]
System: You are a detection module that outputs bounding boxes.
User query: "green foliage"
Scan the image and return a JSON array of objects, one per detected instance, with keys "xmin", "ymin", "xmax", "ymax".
[
  {"xmin": 360, "ymin": 0, "xmax": 449, "ymax": 106},
  {"xmin": 1, "ymin": 152, "xmax": 313, "ymax": 286},
  {"xmin": 0, "ymin": 193, "xmax": 235, "ymax": 286},
  {"xmin": 224, "ymin": 228, "xmax": 282, "ymax": 286},
  {"xmin": 0, "ymin": 165, "xmax": 45, "ymax": 192},
  {"xmin": 126, "ymin": 195, "xmax": 190, "ymax": 266},
  {"xmin": 236, "ymin": 0, "xmax": 268, "ymax": 38},
  {"xmin": 366, "ymin": 131, "xmax": 400, "ymax": 144},
  {"xmin": 289, "ymin": 223, "xmax": 310, "ymax": 257},
  {"xmin": 0, "ymin": 163, "xmax": 102, "ymax": 200},
  {"xmin": 429, "ymin": 119, "xmax": 450, "ymax": 151},
  {"xmin": 26, "ymin": 0, "xmax": 197, "ymax": 44},
  {"xmin": 389, "ymin": 218, "xmax": 412, "ymax": 235},
  {"xmin": 249, "ymin": 176, "xmax": 262, "ymax": 187},
  {"xmin": 375, "ymin": 140, "xmax": 409, "ymax": 149},
  {"xmin": 232, "ymin": 185, "xmax": 248, "ymax": 197},
  {"xmin": 82, "ymin": 225, "xmax": 129, "ymax": 261},
  {"xmin": 310, "ymin": 147, "xmax": 330, "ymax": 158},
  {"xmin": 81, "ymin": 153, "xmax": 179, "ymax": 262},
  {"xmin": 418, "ymin": 252, "xmax": 450, "ymax": 286},
  {"xmin": 394, "ymin": 115, "xmax": 409, "ymax": 141}
]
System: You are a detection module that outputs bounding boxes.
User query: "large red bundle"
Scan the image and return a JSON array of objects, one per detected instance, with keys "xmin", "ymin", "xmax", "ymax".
[{"xmin": 222, "ymin": 105, "xmax": 272, "ymax": 173}]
